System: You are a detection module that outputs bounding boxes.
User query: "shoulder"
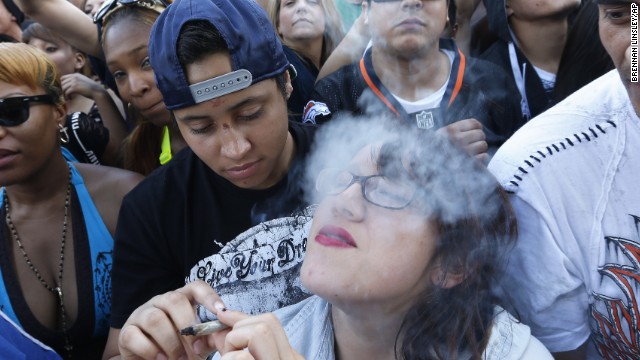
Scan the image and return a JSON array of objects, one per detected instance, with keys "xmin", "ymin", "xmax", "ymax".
[
  {"xmin": 314, "ymin": 62, "xmax": 360, "ymax": 88},
  {"xmin": 484, "ymin": 308, "xmax": 553, "ymax": 359},
  {"xmin": 289, "ymin": 121, "xmax": 317, "ymax": 153},
  {"xmin": 124, "ymin": 147, "xmax": 202, "ymax": 201},
  {"xmin": 74, "ymin": 163, "xmax": 143, "ymax": 201},
  {"xmin": 488, "ymin": 70, "xmax": 628, "ymax": 192}
]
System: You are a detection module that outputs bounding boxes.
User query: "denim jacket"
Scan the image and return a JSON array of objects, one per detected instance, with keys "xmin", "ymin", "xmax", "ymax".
[{"xmin": 213, "ymin": 296, "xmax": 552, "ymax": 359}]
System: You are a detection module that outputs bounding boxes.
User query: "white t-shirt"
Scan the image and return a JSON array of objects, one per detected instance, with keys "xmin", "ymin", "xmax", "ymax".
[
  {"xmin": 392, "ymin": 49, "xmax": 455, "ymax": 114},
  {"xmin": 489, "ymin": 70, "xmax": 640, "ymax": 359},
  {"xmin": 533, "ymin": 65, "xmax": 556, "ymax": 96}
]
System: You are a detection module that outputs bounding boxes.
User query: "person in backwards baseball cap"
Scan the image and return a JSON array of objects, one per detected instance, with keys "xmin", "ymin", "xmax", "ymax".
[{"xmin": 104, "ymin": 0, "xmax": 317, "ymax": 358}]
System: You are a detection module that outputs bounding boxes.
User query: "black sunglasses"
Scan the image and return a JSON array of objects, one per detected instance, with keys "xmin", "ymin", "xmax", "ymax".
[
  {"xmin": 0, "ymin": 95, "xmax": 56, "ymax": 127},
  {"xmin": 94, "ymin": 0, "xmax": 169, "ymax": 25}
]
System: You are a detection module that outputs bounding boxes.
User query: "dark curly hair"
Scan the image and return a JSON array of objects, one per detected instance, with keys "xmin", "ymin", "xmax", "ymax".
[{"xmin": 374, "ymin": 133, "xmax": 517, "ymax": 360}]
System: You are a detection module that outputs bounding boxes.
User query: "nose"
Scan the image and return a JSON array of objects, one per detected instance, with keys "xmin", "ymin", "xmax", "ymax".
[
  {"xmin": 331, "ymin": 181, "xmax": 366, "ymax": 222},
  {"xmin": 220, "ymin": 127, "xmax": 251, "ymax": 160},
  {"xmin": 296, "ymin": 1, "xmax": 308, "ymax": 13},
  {"xmin": 128, "ymin": 71, "xmax": 151, "ymax": 97},
  {"xmin": 401, "ymin": 0, "xmax": 423, "ymax": 11}
]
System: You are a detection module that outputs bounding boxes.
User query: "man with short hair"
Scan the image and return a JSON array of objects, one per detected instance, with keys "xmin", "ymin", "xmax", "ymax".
[
  {"xmin": 489, "ymin": 1, "xmax": 640, "ymax": 358},
  {"xmin": 304, "ymin": 0, "xmax": 521, "ymax": 156},
  {"xmin": 102, "ymin": 0, "xmax": 317, "ymax": 358},
  {"xmin": 481, "ymin": 0, "xmax": 581, "ymax": 121}
]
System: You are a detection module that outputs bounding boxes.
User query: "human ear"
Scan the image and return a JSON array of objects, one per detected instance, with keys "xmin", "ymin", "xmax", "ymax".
[
  {"xmin": 74, "ymin": 52, "xmax": 86, "ymax": 72},
  {"xmin": 54, "ymin": 103, "xmax": 68, "ymax": 126},
  {"xmin": 505, "ymin": 1, "xmax": 514, "ymax": 17},
  {"xmin": 284, "ymin": 70, "xmax": 294, "ymax": 99},
  {"xmin": 362, "ymin": 2, "xmax": 369, "ymax": 25},
  {"xmin": 429, "ymin": 262, "xmax": 465, "ymax": 289}
]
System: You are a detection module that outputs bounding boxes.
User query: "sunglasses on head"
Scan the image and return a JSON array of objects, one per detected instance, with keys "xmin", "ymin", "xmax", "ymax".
[
  {"xmin": 94, "ymin": 0, "xmax": 169, "ymax": 25},
  {"xmin": 0, "ymin": 95, "xmax": 56, "ymax": 127}
]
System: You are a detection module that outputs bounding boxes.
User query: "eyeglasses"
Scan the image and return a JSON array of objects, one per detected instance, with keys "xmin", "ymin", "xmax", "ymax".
[
  {"xmin": 0, "ymin": 95, "xmax": 56, "ymax": 127},
  {"xmin": 94, "ymin": 0, "xmax": 169, "ymax": 25},
  {"xmin": 315, "ymin": 168, "xmax": 416, "ymax": 210}
]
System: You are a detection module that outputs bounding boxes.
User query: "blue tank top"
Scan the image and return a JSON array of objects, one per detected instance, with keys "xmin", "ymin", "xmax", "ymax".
[{"xmin": 0, "ymin": 162, "xmax": 113, "ymax": 337}]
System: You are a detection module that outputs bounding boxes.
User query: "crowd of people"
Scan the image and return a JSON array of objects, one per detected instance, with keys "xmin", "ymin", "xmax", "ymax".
[{"xmin": 0, "ymin": 0, "xmax": 635, "ymax": 359}]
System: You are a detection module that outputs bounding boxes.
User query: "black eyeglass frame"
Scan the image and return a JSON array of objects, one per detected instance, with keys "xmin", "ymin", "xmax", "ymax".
[
  {"xmin": 316, "ymin": 169, "xmax": 417, "ymax": 210},
  {"xmin": 93, "ymin": 0, "xmax": 169, "ymax": 25},
  {"xmin": 0, "ymin": 95, "xmax": 56, "ymax": 127}
]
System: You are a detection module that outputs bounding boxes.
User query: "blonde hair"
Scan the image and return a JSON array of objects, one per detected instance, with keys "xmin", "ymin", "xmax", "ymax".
[
  {"xmin": 267, "ymin": 0, "xmax": 345, "ymax": 66},
  {"xmin": 0, "ymin": 42, "xmax": 64, "ymax": 105}
]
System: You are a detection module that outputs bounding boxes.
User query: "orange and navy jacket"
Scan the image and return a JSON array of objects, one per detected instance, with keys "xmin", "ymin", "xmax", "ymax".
[{"xmin": 303, "ymin": 39, "xmax": 523, "ymax": 150}]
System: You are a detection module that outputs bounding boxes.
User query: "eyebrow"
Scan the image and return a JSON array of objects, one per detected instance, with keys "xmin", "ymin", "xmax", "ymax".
[{"xmin": 178, "ymin": 95, "xmax": 267, "ymax": 123}]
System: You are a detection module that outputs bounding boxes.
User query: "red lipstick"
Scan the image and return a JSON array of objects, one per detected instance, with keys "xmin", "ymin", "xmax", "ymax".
[{"xmin": 315, "ymin": 225, "xmax": 357, "ymax": 248}]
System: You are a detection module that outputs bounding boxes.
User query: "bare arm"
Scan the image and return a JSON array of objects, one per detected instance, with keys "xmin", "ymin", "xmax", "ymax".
[
  {"xmin": 14, "ymin": 0, "xmax": 102, "ymax": 57},
  {"xmin": 61, "ymin": 73, "xmax": 128, "ymax": 166},
  {"xmin": 102, "ymin": 328, "xmax": 121, "ymax": 360},
  {"xmin": 316, "ymin": 7, "xmax": 369, "ymax": 81},
  {"xmin": 108, "ymin": 281, "xmax": 227, "ymax": 360}
]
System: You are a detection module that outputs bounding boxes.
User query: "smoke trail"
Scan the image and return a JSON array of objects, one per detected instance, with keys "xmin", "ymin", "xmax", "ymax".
[{"xmin": 303, "ymin": 114, "xmax": 502, "ymax": 224}]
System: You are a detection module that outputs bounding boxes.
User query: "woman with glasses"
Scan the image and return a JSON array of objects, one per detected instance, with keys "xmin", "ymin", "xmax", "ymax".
[
  {"xmin": 14, "ymin": 0, "xmax": 187, "ymax": 175},
  {"xmin": 116, "ymin": 120, "xmax": 552, "ymax": 359},
  {"xmin": 0, "ymin": 43, "xmax": 142, "ymax": 359}
]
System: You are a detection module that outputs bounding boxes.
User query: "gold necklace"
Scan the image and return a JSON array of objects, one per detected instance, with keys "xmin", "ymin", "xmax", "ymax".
[{"xmin": 4, "ymin": 165, "xmax": 73, "ymax": 357}]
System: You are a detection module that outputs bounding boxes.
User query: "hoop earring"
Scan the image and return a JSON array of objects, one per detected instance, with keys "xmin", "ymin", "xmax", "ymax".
[{"xmin": 58, "ymin": 124, "xmax": 70, "ymax": 144}]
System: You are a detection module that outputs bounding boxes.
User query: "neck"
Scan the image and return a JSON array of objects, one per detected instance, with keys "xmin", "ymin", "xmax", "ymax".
[
  {"xmin": 3, "ymin": 151, "xmax": 69, "ymax": 206},
  {"xmin": 288, "ymin": 37, "xmax": 324, "ymax": 69},
  {"xmin": 5, "ymin": 25, "xmax": 22, "ymax": 42},
  {"xmin": 331, "ymin": 303, "xmax": 406, "ymax": 360},
  {"xmin": 168, "ymin": 123, "xmax": 188, "ymax": 155},
  {"xmin": 371, "ymin": 46, "xmax": 450, "ymax": 102},
  {"xmin": 270, "ymin": 130, "xmax": 296, "ymax": 188},
  {"xmin": 509, "ymin": 18, "xmax": 569, "ymax": 74}
]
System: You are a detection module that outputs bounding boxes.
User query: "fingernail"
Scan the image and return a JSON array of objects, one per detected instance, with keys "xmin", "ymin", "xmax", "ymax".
[
  {"xmin": 214, "ymin": 301, "xmax": 226, "ymax": 312},
  {"xmin": 192, "ymin": 339, "xmax": 204, "ymax": 354},
  {"xmin": 178, "ymin": 356, "xmax": 186, "ymax": 360},
  {"xmin": 155, "ymin": 354, "xmax": 168, "ymax": 360}
]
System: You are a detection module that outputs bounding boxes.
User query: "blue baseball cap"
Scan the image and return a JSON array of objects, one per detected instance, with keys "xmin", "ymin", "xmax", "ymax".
[{"xmin": 148, "ymin": 0, "xmax": 290, "ymax": 110}]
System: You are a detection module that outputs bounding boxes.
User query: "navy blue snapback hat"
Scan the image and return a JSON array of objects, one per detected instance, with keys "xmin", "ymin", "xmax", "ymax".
[{"xmin": 148, "ymin": 0, "xmax": 290, "ymax": 110}]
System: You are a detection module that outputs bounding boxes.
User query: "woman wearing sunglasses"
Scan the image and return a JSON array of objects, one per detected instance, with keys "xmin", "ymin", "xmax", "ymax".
[
  {"xmin": 14, "ymin": 0, "xmax": 187, "ymax": 175},
  {"xmin": 117, "ymin": 121, "xmax": 552, "ymax": 360},
  {"xmin": 0, "ymin": 43, "xmax": 142, "ymax": 359}
]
